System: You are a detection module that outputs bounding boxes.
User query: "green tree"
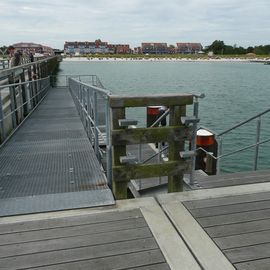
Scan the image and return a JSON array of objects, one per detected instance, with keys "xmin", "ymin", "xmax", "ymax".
[
  {"xmin": 247, "ymin": 46, "xmax": 254, "ymax": 53},
  {"xmin": 208, "ymin": 40, "xmax": 225, "ymax": 54},
  {"xmin": 0, "ymin": 45, "xmax": 8, "ymax": 57}
]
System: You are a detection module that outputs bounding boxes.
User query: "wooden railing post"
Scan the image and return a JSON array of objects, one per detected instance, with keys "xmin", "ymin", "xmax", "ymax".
[
  {"xmin": 109, "ymin": 94, "xmax": 193, "ymax": 199},
  {"xmin": 112, "ymin": 107, "xmax": 128, "ymax": 199},
  {"xmin": 168, "ymin": 105, "xmax": 186, "ymax": 192}
]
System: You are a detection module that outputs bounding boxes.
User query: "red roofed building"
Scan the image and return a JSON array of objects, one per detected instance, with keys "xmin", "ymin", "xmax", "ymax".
[
  {"xmin": 12, "ymin": 42, "xmax": 54, "ymax": 55},
  {"xmin": 141, "ymin": 43, "xmax": 168, "ymax": 54},
  {"xmin": 176, "ymin": 43, "xmax": 203, "ymax": 54}
]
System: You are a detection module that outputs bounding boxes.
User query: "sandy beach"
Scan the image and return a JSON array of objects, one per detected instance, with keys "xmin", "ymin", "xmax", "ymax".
[{"xmin": 62, "ymin": 56, "xmax": 268, "ymax": 63}]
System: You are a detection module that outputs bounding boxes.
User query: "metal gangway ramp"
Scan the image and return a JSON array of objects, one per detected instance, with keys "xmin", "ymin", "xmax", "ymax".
[{"xmin": 0, "ymin": 83, "xmax": 114, "ymax": 216}]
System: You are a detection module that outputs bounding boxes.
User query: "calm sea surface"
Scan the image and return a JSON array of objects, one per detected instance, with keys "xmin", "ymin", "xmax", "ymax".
[{"xmin": 58, "ymin": 60, "xmax": 270, "ymax": 173}]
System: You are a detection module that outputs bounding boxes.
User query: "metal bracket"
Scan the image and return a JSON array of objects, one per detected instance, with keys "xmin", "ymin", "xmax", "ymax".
[
  {"xmin": 181, "ymin": 116, "xmax": 200, "ymax": 125},
  {"xmin": 193, "ymin": 93, "xmax": 205, "ymax": 99},
  {"xmin": 180, "ymin": 150, "xmax": 196, "ymax": 159},
  {"xmin": 120, "ymin": 155, "xmax": 138, "ymax": 164},
  {"xmin": 118, "ymin": 119, "xmax": 138, "ymax": 127}
]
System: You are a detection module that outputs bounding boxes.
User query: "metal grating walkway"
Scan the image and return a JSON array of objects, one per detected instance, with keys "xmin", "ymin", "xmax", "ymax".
[{"xmin": 0, "ymin": 87, "xmax": 114, "ymax": 216}]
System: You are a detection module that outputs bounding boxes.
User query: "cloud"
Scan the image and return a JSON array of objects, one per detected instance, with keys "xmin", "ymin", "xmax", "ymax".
[{"xmin": 0, "ymin": 0, "xmax": 269, "ymax": 48}]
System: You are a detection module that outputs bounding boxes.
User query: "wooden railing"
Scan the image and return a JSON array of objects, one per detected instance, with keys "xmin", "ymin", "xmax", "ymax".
[{"xmin": 109, "ymin": 94, "xmax": 194, "ymax": 199}]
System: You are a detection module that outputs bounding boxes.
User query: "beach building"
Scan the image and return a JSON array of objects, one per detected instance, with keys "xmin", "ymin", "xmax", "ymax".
[
  {"xmin": 141, "ymin": 43, "xmax": 168, "ymax": 54},
  {"xmin": 108, "ymin": 44, "xmax": 131, "ymax": 54},
  {"xmin": 133, "ymin": 47, "xmax": 142, "ymax": 54},
  {"xmin": 12, "ymin": 42, "xmax": 54, "ymax": 55},
  {"xmin": 64, "ymin": 40, "xmax": 109, "ymax": 55},
  {"xmin": 176, "ymin": 43, "xmax": 203, "ymax": 54},
  {"xmin": 64, "ymin": 40, "xmax": 131, "ymax": 55}
]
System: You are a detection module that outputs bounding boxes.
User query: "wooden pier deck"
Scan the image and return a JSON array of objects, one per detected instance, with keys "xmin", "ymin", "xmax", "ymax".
[
  {"xmin": 158, "ymin": 182, "xmax": 270, "ymax": 270},
  {"xmin": 2, "ymin": 181, "xmax": 270, "ymax": 270},
  {"xmin": 0, "ymin": 197, "xmax": 200, "ymax": 270},
  {"xmin": 194, "ymin": 169, "xmax": 270, "ymax": 189}
]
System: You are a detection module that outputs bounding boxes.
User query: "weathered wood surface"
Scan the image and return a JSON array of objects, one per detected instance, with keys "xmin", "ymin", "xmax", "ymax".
[
  {"xmin": 109, "ymin": 94, "xmax": 193, "ymax": 108},
  {"xmin": 112, "ymin": 107, "xmax": 127, "ymax": 199},
  {"xmin": 112, "ymin": 126, "xmax": 186, "ymax": 145},
  {"xmin": 127, "ymin": 144, "xmax": 168, "ymax": 191},
  {"xmin": 183, "ymin": 190, "xmax": 270, "ymax": 270},
  {"xmin": 168, "ymin": 105, "xmax": 186, "ymax": 192},
  {"xmin": 0, "ymin": 208, "xmax": 171, "ymax": 270},
  {"xmin": 195, "ymin": 169, "xmax": 270, "ymax": 189},
  {"xmin": 113, "ymin": 160, "xmax": 187, "ymax": 181}
]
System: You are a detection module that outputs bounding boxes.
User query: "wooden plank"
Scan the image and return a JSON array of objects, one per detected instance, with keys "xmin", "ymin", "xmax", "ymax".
[
  {"xmin": 224, "ymin": 242, "xmax": 270, "ymax": 264},
  {"xmin": 198, "ymin": 169, "xmax": 270, "ymax": 183},
  {"xmin": 0, "ymin": 238, "xmax": 158, "ymax": 269},
  {"xmin": 168, "ymin": 105, "xmax": 185, "ymax": 192},
  {"xmin": 214, "ymin": 229, "xmax": 270, "ymax": 250},
  {"xmin": 109, "ymin": 94, "xmax": 193, "ymax": 108},
  {"xmin": 112, "ymin": 126, "xmax": 186, "ymax": 145},
  {"xmin": 205, "ymin": 218, "xmax": 270, "ymax": 238},
  {"xmin": 0, "ymin": 209, "xmax": 143, "ymax": 234},
  {"xmin": 128, "ymin": 263, "xmax": 171, "ymax": 270},
  {"xmin": 198, "ymin": 208, "xmax": 270, "ymax": 227},
  {"xmin": 200, "ymin": 176, "xmax": 270, "ymax": 189},
  {"xmin": 113, "ymin": 160, "xmax": 187, "ymax": 182},
  {"xmin": 0, "ymin": 227, "xmax": 152, "ymax": 258},
  {"xmin": 27, "ymin": 249, "xmax": 166, "ymax": 270},
  {"xmin": 158, "ymin": 182, "xmax": 270, "ymax": 206},
  {"xmin": 235, "ymin": 258, "xmax": 270, "ymax": 270},
  {"xmin": 0, "ymin": 217, "xmax": 147, "ymax": 246},
  {"xmin": 184, "ymin": 191, "xmax": 270, "ymax": 210},
  {"xmin": 112, "ymin": 107, "xmax": 127, "ymax": 199},
  {"xmin": 187, "ymin": 199, "xmax": 270, "ymax": 218}
]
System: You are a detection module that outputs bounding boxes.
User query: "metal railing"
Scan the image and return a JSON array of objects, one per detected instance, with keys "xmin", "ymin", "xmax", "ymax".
[
  {"xmin": 196, "ymin": 108, "xmax": 270, "ymax": 175},
  {"xmin": 0, "ymin": 77, "xmax": 51, "ymax": 144},
  {"xmin": 0, "ymin": 56, "xmax": 58, "ymax": 144},
  {"xmin": 0, "ymin": 59, "xmax": 10, "ymax": 70},
  {"xmin": 68, "ymin": 77, "xmax": 112, "ymax": 184},
  {"xmin": 68, "ymin": 76, "xmax": 200, "ymax": 199},
  {"xmin": 51, "ymin": 74, "xmax": 104, "ymax": 88}
]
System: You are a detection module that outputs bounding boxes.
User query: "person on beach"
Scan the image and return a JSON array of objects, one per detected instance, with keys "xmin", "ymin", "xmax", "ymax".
[
  {"xmin": 7, "ymin": 46, "xmax": 22, "ymax": 67},
  {"xmin": 29, "ymin": 52, "xmax": 34, "ymax": 62}
]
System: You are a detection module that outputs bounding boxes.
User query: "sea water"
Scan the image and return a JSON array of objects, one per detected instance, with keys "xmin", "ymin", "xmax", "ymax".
[{"xmin": 58, "ymin": 60, "xmax": 270, "ymax": 173}]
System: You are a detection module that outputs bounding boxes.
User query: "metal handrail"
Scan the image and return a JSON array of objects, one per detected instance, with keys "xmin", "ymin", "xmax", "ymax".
[
  {"xmin": 0, "ymin": 56, "xmax": 57, "ymax": 76},
  {"xmin": 195, "ymin": 107, "xmax": 270, "ymax": 175},
  {"xmin": 197, "ymin": 136, "xmax": 270, "ymax": 160},
  {"xmin": 0, "ymin": 76, "xmax": 49, "ymax": 90},
  {"xmin": 0, "ymin": 78, "xmax": 50, "ymax": 122},
  {"xmin": 50, "ymin": 74, "xmax": 105, "ymax": 89},
  {"xmin": 218, "ymin": 108, "xmax": 270, "ymax": 136},
  {"xmin": 68, "ymin": 77, "xmax": 112, "ymax": 183},
  {"xmin": 0, "ymin": 77, "xmax": 50, "ymax": 144}
]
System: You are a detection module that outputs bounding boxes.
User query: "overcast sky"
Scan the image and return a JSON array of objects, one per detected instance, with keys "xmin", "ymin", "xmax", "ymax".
[{"xmin": 1, "ymin": 0, "xmax": 269, "ymax": 49}]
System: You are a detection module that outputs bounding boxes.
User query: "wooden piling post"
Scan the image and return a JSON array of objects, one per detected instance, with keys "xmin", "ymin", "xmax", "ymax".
[
  {"xmin": 112, "ymin": 107, "xmax": 128, "ymax": 199},
  {"xmin": 109, "ymin": 94, "xmax": 193, "ymax": 199},
  {"xmin": 168, "ymin": 105, "xmax": 186, "ymax": 192}
]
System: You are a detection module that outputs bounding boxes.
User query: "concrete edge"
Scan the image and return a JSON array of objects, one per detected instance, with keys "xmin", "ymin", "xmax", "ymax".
[
  {"xmin": 116, "ymin": 197, "xmax": 201, "ymax": 270},
  {"xmin": 160, "ymin": 200, "xmax": 235, "ymax": 270}
]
